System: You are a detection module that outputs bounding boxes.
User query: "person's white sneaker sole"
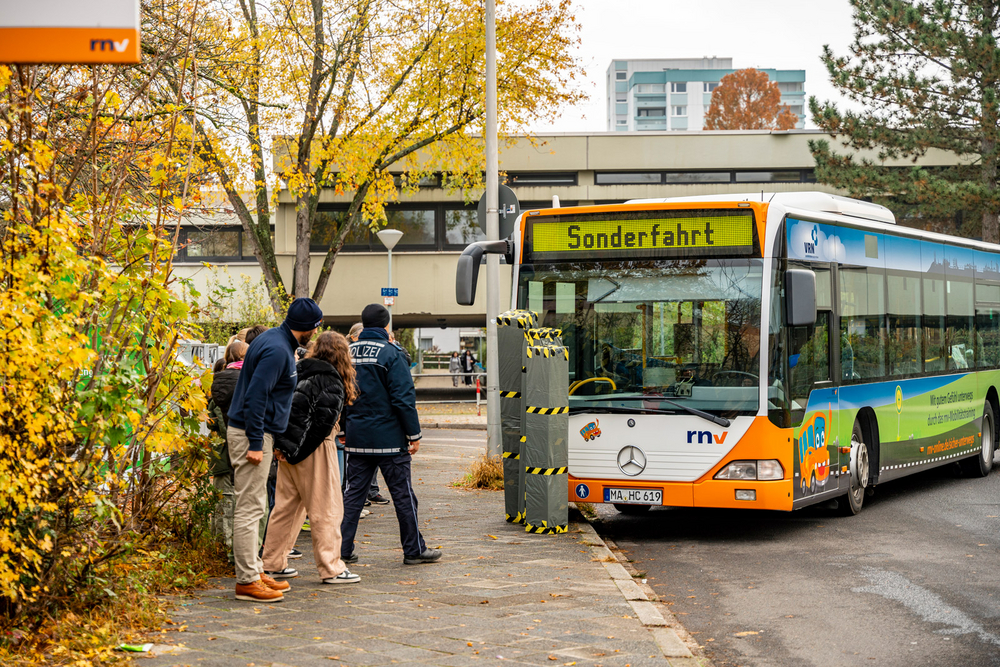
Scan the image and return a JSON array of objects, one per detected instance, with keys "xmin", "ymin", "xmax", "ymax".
[{"xmin": 322, "ymin": 575, "xmax": 361, "ymax": 585}]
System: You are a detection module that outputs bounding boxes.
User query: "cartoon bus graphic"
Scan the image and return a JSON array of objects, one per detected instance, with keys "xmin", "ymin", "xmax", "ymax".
[
  {"xmin": 580, "ymin": 419, "xmax": 601, "ymax": 441},
  {"xmin": 798, "ymin": 406, "xmax": 832, "ymax": 494}
]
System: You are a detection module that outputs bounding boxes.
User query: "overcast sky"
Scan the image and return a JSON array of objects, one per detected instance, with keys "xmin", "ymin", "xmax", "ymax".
[{"xmin": 528, "ymin": 0, "xmax": 858, "ymax": 133}]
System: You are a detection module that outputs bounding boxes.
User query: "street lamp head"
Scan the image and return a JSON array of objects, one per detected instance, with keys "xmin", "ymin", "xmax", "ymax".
[{"xmin": 376, "ymin": 229, "xmax": 404, "ymax": 250}]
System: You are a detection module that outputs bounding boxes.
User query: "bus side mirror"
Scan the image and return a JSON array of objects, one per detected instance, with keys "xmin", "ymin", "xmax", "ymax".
[
  {"xmin": 456, "ymin": 239, "xmax": 513, "ymax": 306},
  {"xmin": 785, "ymin": 269, "xmax": 816, "ymax": 327}
]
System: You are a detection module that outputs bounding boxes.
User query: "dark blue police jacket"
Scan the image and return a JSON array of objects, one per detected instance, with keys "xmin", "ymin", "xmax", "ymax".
[{"xmin": 346, "ymin": 327, "xmax": 421, "ymax": 455}]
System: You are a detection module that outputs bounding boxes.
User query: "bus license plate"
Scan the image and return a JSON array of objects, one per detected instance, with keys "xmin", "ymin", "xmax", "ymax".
[{"xmin": 604, "ymin": 488, "xmax": 662, "ymax": 505}]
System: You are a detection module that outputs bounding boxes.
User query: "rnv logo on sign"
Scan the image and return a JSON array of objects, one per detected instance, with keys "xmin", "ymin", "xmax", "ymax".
[
  {"xmin": 687, "ymin": 430, "xmax": 728, "ymax": 445},
  {"xmin": 90, "ymin": 39, "xmax": 130, "ymax": 53}
]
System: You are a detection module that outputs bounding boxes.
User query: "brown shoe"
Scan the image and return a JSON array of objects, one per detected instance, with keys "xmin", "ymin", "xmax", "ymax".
[
  {"xmin": 260, "ymin": 573, "xmax": 290, "ymax": 591},
  {"xmin": 235, "ymin": 580, "xmax": 283, "ymax": 603}
]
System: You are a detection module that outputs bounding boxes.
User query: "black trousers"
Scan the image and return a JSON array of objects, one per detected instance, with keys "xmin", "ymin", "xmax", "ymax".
[{"xmin": 341, "ymin": 452, "xmax": 427, "ymax": 559}]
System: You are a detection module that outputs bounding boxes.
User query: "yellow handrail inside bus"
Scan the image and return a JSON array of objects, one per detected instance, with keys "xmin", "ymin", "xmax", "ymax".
[{"xmin": 569, "ymin": 377, "xmax": 617, "ymax": 395}]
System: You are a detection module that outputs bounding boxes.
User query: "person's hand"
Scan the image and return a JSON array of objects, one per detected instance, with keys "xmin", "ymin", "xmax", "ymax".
[
  {"xmin": 408, "ymin": 439, "xmax": 421, "ymax": 455},
  {"xmin": 274, "ymin": 449, "xmax": 287, "ymax": 463},
  {"xmin": 246, "ymin": 449, "xmax": 264, "ymax": 466}
]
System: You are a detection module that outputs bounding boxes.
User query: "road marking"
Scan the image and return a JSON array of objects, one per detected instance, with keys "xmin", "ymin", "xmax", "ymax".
[{"xmin": 853, "ymin": 566, "xmax": 1000, "ymax": 647}]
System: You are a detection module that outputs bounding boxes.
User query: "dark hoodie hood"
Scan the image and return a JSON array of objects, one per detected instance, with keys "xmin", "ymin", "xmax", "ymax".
[{"xmin": 296, "ymin": 357, "xmax": 339, "ymax": 383}]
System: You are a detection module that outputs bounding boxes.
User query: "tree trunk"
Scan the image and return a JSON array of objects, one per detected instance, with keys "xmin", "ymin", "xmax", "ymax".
[
  {"xmin": 312, "ymin": 183, "xmax": 370, "ymax": 302},
  {"xmin": 293, "ymin": 194, "xmax": 313, "ymax": 297}
]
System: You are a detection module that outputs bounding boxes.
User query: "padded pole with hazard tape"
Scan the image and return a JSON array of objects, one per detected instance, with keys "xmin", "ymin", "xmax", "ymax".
[
  {"xmin": 522, "ymin": 343, "xmax": 569, "ymax": 534},
  {"xmin": 518, "ymin": 328, "xmax": 562, "ymax": 523},
  {"xmin": 496, "ymin": 310, "xmax": 537, "ymax": 523}
]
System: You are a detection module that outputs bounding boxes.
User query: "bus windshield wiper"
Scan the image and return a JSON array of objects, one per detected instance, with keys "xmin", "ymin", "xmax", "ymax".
[{"xmin": 572, "ymin": 397, "xmax": 730, "ymax": 428}]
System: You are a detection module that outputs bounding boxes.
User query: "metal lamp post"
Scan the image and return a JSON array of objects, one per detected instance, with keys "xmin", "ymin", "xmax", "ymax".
[{"xmin": 376, "ymin": 229, "xmax": 403, "ymax": 330}]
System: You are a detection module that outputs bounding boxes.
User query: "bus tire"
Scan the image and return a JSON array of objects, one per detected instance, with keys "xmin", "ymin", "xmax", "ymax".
[
  {"xmin": 614, "ymin": 503, "xmax": 652, "ymax": 515},
  {"xmin": 839, "ymin": 420, "xmax": 869, "ymax": 516},
  {"xmin": 960, "ymin": 402, "xmax": 994, "ymax": 478}
]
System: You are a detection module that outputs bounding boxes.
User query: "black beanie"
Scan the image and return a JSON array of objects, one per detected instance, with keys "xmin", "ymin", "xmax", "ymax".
[
  {"xmin": 285, "ymin": 298, "xmax": 324, "ymax": 331},
  {"xmin": 361, "ymin": 303, "xmax": 391, "ymax": 328}
]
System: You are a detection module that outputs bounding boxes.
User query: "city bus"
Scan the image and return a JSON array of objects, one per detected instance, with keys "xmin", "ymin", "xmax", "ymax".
[{"xmin": 456, "ymin": 192, "xmax": 999, "ymax": 515}]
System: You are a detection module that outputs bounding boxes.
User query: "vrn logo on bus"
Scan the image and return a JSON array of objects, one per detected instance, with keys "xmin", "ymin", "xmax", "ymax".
[
  {"xmin": 803, "ymin": 225, "xmax": 819, "ymax": 255},
  {"xmin": 687, "ymin": 430, "xmax": 728, "ymax": 445}
]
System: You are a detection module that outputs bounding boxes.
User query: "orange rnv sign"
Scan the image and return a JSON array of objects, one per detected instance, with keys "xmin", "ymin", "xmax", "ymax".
[{"xmin": 0, "ymin": 0, "xmax": 140, "ymax": 64}]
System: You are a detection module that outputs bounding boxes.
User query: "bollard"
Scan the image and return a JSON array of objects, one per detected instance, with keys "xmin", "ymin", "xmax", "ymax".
[
  {"xmin": 476, "ymin": 376, "xmax": 481, "ymax": 416},
  {"xmin": 496, "ymin": 309, "xmax": 537, "ymax": 523},
  {"xmin": 517, "ymin": 328, "xmax": 562, "ymax": 523},
  {"xmin": 522, "ymin": 343, "xmax": 569, "ymax": 535}
]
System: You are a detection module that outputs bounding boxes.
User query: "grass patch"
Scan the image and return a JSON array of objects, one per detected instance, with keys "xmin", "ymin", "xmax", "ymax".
[
  {"xmin": 453, "ymin": 453, "xmax": 504, "ymax": 491},
  {"xmin": 574, "ymin": 502, "xmax": 596, "ymax": 518}
]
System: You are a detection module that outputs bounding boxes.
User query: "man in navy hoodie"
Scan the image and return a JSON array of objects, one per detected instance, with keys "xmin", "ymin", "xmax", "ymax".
[{"xmin": 227, "ymin": 298, "xmax": 323, "ymax": 602}]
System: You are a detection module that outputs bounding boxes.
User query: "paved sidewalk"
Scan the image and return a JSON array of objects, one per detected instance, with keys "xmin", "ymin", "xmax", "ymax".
[{"xmin": 142, "ymin": 431, "xmax": 699, "ymax": 667}]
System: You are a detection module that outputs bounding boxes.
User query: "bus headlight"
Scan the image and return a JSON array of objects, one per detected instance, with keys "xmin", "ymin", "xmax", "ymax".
[
  {"xmin": 714, "ymin": 460, "xmax": 784, "ymax": 480},
  {"xmin": 714, "ymin": 460, "xmax": 757, "ymax": 480},
  {"xmin": 757, "ymin": 460, "xmax": 784, "ymax": 480}
]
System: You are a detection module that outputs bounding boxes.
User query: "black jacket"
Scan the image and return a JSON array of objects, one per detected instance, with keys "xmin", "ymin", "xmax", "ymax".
[
  {"xmin": 345, "ymin": 327, "xmax": 421, "ymax": 455},
  {"xmin": 274, "ymin": 358, "xmax": 346, "ymax": 465},
  {"xmin": 209, "ymin": 367, "xmax": 241, "ymax": 477}
]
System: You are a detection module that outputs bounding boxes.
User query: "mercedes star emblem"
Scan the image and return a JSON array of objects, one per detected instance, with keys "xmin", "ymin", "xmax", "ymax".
[{"xmin": 617, "ymin": 445, "xmax": 647, "ymax": 476}]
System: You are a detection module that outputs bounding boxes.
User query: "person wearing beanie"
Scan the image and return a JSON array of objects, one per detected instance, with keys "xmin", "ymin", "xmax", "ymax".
[
  {"xmin": 340, "ymin": 304, "xmax": 442, "ymax": 566},
  {"xmin": 226, "ymin": 297, "xmax": 323, "ymax": 602}
]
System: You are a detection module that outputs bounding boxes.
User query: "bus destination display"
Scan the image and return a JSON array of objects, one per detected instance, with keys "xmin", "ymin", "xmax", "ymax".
[{"xmin": 526, "ymin": 211, "xmax": 755, "ymax": 260}]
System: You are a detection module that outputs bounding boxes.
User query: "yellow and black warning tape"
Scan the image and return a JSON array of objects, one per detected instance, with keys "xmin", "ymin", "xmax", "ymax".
[
  {"xmin": 499, "ymin": 390, "xmax": 521, "ymax": 398},
  {"xmin": 498, "ymin": 309, "xmax": 538, "ymax": 329},
  {"xmin": 525, "ymin": 345, "xmax": 569, "ymax": 360},
  {"xmin": 525, "ymin": 466, "xmax": 568, "ymax": 475},
  {"xmin": 526, "ymin": 406, "xmax": 569, "ymax": 415},
  {"xmin": 520, "ymin": 435, "xmax": 526, "ymax": 443},
  {"xmin": 505, "ymin": 511, "xmax": 524, "ymax": 523},
  {"xmin": 524, "ymin": 522, "xmax": 568, "ymax": 535},
  {"xmin": 524, "ymin": 327, "xmax": 562, "ymax": 342},
  {"xmin": 501, "ymin": 451, "xmax": 520, "ymax": 459}
]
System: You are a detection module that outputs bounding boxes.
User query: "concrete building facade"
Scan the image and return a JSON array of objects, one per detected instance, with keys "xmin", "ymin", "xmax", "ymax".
[{"xmin": 606, "ymin": 57, "xmax": 806, "ymax": 132}]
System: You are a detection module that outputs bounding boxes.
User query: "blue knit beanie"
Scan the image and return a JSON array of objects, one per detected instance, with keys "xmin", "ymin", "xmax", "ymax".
[{"xmin": 285, "ymin": 298, "xmax": 324, "ymax": 331}]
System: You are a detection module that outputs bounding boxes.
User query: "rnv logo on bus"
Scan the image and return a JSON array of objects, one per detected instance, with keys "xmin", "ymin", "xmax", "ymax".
[
  {"xmin": 687, "ymin": 430, "xmax": 728, "ymax": 445},
  {"xmin": 90, "ymin": 39, "xmax": 130, "ymax": 53}
]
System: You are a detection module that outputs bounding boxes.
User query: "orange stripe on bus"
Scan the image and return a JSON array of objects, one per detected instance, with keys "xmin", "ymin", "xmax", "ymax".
[{"xmin": 0, "ymin": 28, "xmax": 140, "ymax": 64}]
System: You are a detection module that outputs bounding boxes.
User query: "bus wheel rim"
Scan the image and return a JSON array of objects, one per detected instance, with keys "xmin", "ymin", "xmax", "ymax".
[
  {"xmin": 851, "ymin": 433, "xmax": 868, "ymax": 502},
  {"xmin": 982, "ymin": 412, "xmax": 992, "ymax": 465}
]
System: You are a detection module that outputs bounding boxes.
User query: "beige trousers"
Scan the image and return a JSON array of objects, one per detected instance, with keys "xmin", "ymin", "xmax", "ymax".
[
  {"xmin": 228, "ymin": 427, "xmax": 273, "ymax": 585},
  {"xmin": 262, "ymin": 435, "xmax": 346, "ymax": 580}
]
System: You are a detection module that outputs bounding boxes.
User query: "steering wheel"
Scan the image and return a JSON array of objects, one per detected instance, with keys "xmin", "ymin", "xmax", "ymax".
[
  {"xmin": 568, "ymin": 377, "xmax": 617, "ymax": 395},
  {"xmin": 713, "ymin": 370, "xmax": 759, "ymax": 386}
]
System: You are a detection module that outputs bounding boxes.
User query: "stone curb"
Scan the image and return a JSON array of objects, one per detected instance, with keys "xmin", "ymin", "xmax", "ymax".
[
  {"xmin": 574, "ymin": 512, "xmax": 707, "ymax": 667},
  {"xmin": 419, "ymin": 421, "xmax": 487, "ymax": 431}
]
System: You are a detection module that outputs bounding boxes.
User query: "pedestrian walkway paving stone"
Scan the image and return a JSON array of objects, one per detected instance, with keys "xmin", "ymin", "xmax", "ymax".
[{"xmin": 143, "ymin": 432, "xmax": 688, "ymax": 667}]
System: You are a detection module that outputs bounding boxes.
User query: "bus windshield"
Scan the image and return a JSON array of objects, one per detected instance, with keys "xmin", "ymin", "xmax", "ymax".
[{"xmin": 518, "ymin": 258, "xmax": 763, "ymax": 418}]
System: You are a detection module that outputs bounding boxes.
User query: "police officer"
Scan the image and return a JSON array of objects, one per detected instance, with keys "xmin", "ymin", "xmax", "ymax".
[{"xmin": 340, "ymin": 304, "xmax": 441, "ymax": 565}]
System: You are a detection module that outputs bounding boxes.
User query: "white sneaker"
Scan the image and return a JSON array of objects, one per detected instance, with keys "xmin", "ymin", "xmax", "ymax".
[
  {"xmin": 323, "ymin": 569, "xmax": 360, "ymax": 585},
  {"xmin": 360, "ymin": 509, "xmax": 371, "ymax": 518}
]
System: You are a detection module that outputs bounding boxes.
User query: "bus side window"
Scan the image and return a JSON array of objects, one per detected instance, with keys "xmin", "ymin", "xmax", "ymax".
[{"xmin": 788, "ymin": 312, "xmax": 831, "ymax": 426}]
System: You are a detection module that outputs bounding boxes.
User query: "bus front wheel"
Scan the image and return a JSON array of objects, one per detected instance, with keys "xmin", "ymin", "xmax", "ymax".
[
  {"xmin": 960, "ymin": 402, "xmax": 995, "ymax": 478},
  {"xmin": 614, "ymin": 503, "xmax": 652, "ymax": 515},
  {"xmin": 839, "ymin": 421, "xmax": 869, "ymax": 516}
]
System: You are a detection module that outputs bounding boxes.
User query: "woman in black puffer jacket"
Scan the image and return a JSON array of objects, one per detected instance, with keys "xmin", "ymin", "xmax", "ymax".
[{"xmin": 260, "ymin": 332, "xmax": 361, "ymax": 584}]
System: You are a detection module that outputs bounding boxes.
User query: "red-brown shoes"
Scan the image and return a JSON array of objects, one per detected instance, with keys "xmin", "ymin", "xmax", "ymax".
[
  {"xmin": 235, "ymin": 580, "xmax": 284, "ymax": 603},
  {"xmin": 260, "ymin": 573, "xmax": 290, "ymax": 591}
]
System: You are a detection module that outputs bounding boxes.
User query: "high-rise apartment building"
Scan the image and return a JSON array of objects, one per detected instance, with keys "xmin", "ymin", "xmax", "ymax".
[{"xmin": 606, "ymin": 57, "xmax": 806, "ymax": 132}]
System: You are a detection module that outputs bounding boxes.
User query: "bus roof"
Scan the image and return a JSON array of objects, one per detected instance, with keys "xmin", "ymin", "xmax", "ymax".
[{"xmin": 627, "ymin": 192, "xmax": 896, "ymax": 225}]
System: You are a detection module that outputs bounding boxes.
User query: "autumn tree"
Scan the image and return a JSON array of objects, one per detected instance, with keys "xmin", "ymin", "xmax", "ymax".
[
  {"xmin": 176, "ymin": 0, "xmax": 584, "ymax": 305},
  {"xmin": 704, "ymin": 68, "xmax": 798, "ymax": 131},
  {"xmin": 809, "ymin": 0, "xmax": 1000, "ymax": 242}
]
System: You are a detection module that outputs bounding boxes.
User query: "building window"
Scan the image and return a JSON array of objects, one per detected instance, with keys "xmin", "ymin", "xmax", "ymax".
[
  {"xmin": 444, "ymin": 207, "xmax": 484, "ymax": 246},
  {"xmin": 595, "ymin": 172, "xmax": 662, "ymax": 185},
  {"xmin": 663, "ymin": 172, "xmax": 732, "ymax": 184},
  {"xmin": 635, "ymin": 83, "xmax": 665, "ymax": 93},
  {"xmin": 179, "ymin": 227, "xmax": 272, "ymax": 262},
  {"xmin": 384, "ymin": 208, "xmax": 436, "ymax": 246},
  {"xmin": 778, "ymin": 82, "xmax": 803, "ymax": 92},
  {"xmin": 311, "ymin": 209, "xmax": 370, "ymax": 251},
  {"xmin": 615, "ymin": 71, "xmax": 627, "ymax": 80},
  {"xmin": 703, "ymin": 82, "xmax": 719, "ymax": 93},
  {"xmin": 616, "ymin": 119, "xmax": 628, "ymax": 126},
  {"xmin": 734, "ymin": 171, "xmax": 803, "ymax": 183},
  {"xmin": 615, "ymin": 92, "xmax": 627, "ymax": 102},
  {"xmin": 789, "ymin": 105, "xmax": 804, "ymax": 117},
  {"xmin": 670, "ymin": 82, "xmax": 686, "ymax": 93},
  {"xmin": 637, "ymin": 108, "xmax": 666, "ymax": 117},
  {"xmin": 507, "ymin": 172, "xmax": 578, "ymax": 187},
  {"xmin": 671, "ymin": 106, "xmax": 687, "ymax": 116}
]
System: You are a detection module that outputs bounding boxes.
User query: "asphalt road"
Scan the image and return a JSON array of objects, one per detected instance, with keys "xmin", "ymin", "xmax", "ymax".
[{"xmin": 591, "ymin": 459, "xmax": 1000, "ymax": 667}]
